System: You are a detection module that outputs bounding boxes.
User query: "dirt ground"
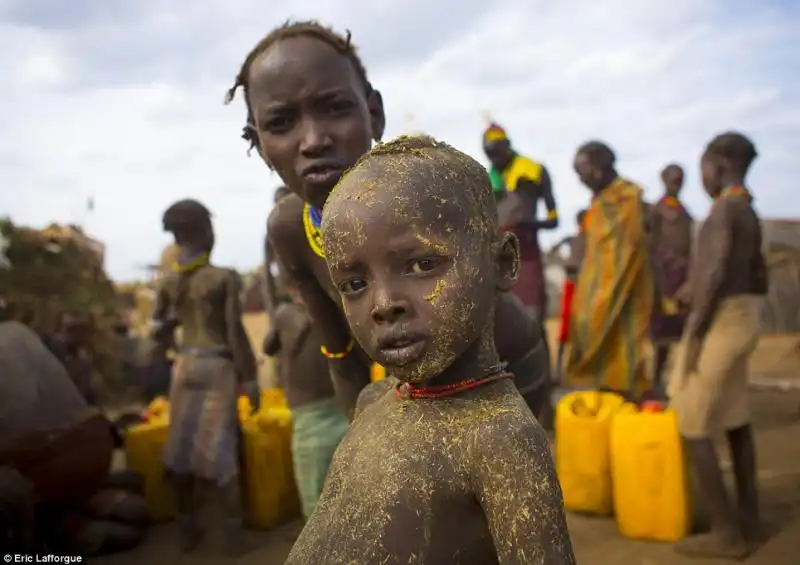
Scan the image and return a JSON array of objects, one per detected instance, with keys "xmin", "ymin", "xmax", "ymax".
[{"xmin": 98, "ymin": 315, "xmax": 800, "ymax": 565}]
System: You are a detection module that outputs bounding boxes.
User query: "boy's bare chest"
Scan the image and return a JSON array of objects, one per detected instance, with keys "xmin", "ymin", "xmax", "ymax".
[{"xmin": 289, "ymin": 402, "xmax": 496, "ymax": 564}]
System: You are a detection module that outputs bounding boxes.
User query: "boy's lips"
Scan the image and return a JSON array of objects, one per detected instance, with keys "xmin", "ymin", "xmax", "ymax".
[
  {"xmin": 376, "ymin": 334, "xmax": 426, "ymax": 367},
  {"xmin": 301, "ymin": 162, "xmax": 344, "ymax": 187}
]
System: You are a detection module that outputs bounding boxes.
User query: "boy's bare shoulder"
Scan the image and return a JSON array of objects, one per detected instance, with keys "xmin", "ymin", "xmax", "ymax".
[
  {"xmin": 469, "ymin": 384, "xmax": 550, "ymax": 459},
  {"xmin": 267, "ymin": 193, "xmax": 305, "ymax": 243},
  {"xmin": 355, "ymin": 378, "xmax": 395, "ymax": 418}
]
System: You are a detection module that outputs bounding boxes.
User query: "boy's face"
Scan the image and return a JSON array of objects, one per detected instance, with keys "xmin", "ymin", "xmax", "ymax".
[
  {"xmin": 662, "ymin": 167, "xmax": 684, "ymax": 196},
  {"xmin": 324, "ymin": 157, "xmax": 509, "ymax": 383},
  {"xmin": 483, "ymin": 139, "xmax": 513, "ymax": 171},
  {"xmin": 246, "ymin": 37, "xmax": 386, "ymax": 211},
  {"xmin": 700, "ymin": 153, "xmax": 724, "ymax": 198},
  {"xmin": 573, "ymin": 152, "xmax": 603, "ymax": 192}
]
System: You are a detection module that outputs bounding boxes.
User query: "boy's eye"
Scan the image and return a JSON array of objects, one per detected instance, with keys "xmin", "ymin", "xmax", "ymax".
[
  {"xmin": 408, "ymin": 258, "xmax": 441, "ymax": 274},
  {"xmin": 339, "ymin": 278, "xmax": 367, "ymax": 295},
  {"xmin": 263, "ymin": 115, "xmax": 293, "ymax": 134},
  {"xmin": 327, "ymin": 99, "xmax": 353, "ymax": 114}
]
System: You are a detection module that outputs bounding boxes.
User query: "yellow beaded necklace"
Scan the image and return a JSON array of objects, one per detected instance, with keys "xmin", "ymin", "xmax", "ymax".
[{"xmin": 302, "ymin": 202, "xmax": 325, "ymax": 259}]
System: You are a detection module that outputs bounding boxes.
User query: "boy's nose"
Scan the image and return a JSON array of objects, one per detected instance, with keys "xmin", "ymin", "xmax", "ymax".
[
  {"xmin": 299, "ymin": 119, "xmax": 334, "ymax": 157},
  {"xmin": 371, "ymin": 298, "xmax": 410, "ymax": 324}
]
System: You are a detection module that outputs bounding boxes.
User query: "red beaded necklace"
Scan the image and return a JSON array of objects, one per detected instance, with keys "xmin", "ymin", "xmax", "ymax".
[
  {"xmin": 395, "ymin": 365, "xmax": 512, "ymax": 399},
  {"xmin": 662, "ymin": 195, "xmax": 682, "ymax": 208}
]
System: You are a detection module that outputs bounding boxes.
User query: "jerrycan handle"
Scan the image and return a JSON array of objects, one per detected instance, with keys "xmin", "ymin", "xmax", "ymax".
[{"xmin": 597, "ymin": 385, "xmax": 635, "ymax": 403}]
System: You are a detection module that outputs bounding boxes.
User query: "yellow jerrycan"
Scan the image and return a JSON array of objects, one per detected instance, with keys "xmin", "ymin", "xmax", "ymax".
[
  {"xmin": 610, "ymin": 401, "xmax": 692, "ymax": 541},
  {"xmin": 124, "ymin": 419, "xmax": 175, "ymax": 521},
  {"xmin": 555, "ymin": 390, "xmax": 625, "ymax": 515}
]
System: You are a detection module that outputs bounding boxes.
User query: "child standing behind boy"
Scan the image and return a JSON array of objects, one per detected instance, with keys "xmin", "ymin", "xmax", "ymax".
[
  {"xmin": 286, "ymin": 136, "xmax": 574, "ymax": 565},
  {"xmin": 266, "ymin": 291, "xmax": 348, "ymax": 521}
]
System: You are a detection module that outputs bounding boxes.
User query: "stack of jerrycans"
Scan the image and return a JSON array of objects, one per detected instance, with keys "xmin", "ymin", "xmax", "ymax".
[
  {"xmin": 242, "ymin": 388, "xmax": 301, "ymax": 528},
  {"xmin": 125, "ymin": 389, "xmax": 301, "ymax": 527},
  {"xmin": 555, "ymin": 390, "xmax": 692, "ymax": 541}
]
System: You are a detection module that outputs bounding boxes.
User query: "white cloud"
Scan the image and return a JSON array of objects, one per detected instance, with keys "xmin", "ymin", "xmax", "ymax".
[{"xmin": 1, "ymin": 0, "xmax": 798, "ymax": 280}]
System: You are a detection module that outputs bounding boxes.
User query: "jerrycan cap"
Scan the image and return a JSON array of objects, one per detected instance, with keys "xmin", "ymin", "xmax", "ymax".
[{"xmin": 640, "ymin": 400, "xmax": 666, "ymax": 413}]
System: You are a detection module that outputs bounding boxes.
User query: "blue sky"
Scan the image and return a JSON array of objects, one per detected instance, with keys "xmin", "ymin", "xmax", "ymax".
[{"xmin": 1, "ymin": 0, "xmax": 798, "ymax": 281}]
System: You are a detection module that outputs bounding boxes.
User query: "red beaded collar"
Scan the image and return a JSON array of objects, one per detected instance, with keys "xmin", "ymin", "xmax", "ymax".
[{"xmin": 395, "ymin": 365, "xmax": 512, "ymax": 399}]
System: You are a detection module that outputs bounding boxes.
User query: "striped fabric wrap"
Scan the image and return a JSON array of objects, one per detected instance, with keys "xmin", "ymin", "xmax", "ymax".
[
  {"xmin": 565, "ymin": 178, "xmax": 654, "ymax": 394},
  {"xmin": 162, "ymin": 353, "xmax": 240, "ymax": 486}
]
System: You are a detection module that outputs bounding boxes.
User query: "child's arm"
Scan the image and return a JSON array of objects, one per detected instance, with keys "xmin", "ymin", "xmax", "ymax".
[
  {"xmin": 269, "ymin": 199, "xmax": 371, "ymax": 420},
  {"xmin": 473, "ymin": 415, "xmax": 576, "ymax": 564}
]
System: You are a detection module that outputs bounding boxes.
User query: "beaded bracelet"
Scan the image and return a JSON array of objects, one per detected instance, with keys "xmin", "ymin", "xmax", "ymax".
[
  {"xmin": 320, "ymin": 338, "xmax": 355, "ymax": 360},
  {"xmin": 547, "ymin": 209, "xmax": 558, "ymax": 220}
]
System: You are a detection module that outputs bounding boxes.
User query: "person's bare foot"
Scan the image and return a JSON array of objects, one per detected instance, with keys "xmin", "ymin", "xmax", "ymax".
[
  {"xmin": 222, "ymin": 520, "xmax": 256, "ymax": 557},
  {"xmin": 674, "ymin": 531, "xmax": 749, "ymax": 560},
  {"xmin": 742, "ymin": 520, "xmax": 771, "ymax": 552},
  {"xmin": 177, "ymin": 517, "xmax": 203, "ymax": 554}
]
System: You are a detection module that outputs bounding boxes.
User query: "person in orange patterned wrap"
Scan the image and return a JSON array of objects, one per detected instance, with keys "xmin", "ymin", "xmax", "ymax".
[{"xmin": 566, "ymin": 141, "xmax": 654, "ymax": 394}]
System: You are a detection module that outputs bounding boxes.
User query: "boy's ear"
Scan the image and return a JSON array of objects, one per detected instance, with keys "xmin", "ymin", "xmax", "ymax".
[
  {"xmin": 495, "ymin": 232, "xmax": 519, "ymax": 292},
  {"xmin": 367, "ymin": 89, "xmax": 386, "ymax": 142}
]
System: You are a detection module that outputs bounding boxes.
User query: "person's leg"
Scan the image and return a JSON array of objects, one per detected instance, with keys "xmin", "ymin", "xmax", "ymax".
[
  {"xmin": 674, "ymin": 438, "xmax": 748, "ymax": 559},
  {"xmin": 219, "ymin": 476, "xmax": 253, "ymax": 556},
  {"xmin": 673, "ymin": 323, "xmax": 749, "ymax": 559},
  {"xmin": 721, "ymin": 304, "xmax": 765, "ymax": 549},
  {"xmin": 173, "ymin": 473, "xmax": 203, "ymax": 553},
  {"xmin": 726, "ymin": 424, "xmax": 765, "ymax": 546}
]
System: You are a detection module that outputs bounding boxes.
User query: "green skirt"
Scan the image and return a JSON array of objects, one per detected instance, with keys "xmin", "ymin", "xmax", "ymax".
[{"xmin": 291, "ymin": 398, "xmax": 349, "ymax": 518}]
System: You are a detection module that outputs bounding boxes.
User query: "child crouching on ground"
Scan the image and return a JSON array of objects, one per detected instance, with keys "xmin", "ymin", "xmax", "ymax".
[{"xmin": 285, "ymin": 136, "xmax": 575, "ymax": 565}]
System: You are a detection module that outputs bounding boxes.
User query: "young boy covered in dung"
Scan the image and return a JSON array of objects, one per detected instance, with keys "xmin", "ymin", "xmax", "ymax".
[{"xmin": 285, "ymin": 136, "xmax": 575, "ymax": 565}]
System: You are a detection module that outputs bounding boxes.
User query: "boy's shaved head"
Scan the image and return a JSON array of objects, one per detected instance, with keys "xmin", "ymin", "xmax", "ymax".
[
  {"xmin": 325, "ymin": 135, "xmax": 500, "ymax": 253},
  {"xmin": 321, "ymin": 135, "xmax": 518, "ymax": 384}
]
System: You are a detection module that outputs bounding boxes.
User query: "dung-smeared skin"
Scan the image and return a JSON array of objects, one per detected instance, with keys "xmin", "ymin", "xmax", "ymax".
[{"xmin": 286, "ymin": 379, "xmax": 575, "ymax": 565}]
